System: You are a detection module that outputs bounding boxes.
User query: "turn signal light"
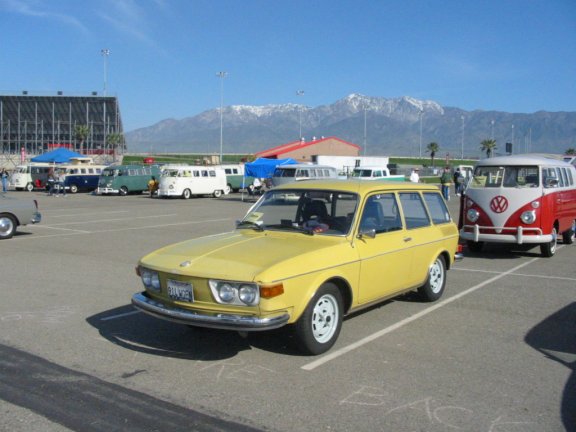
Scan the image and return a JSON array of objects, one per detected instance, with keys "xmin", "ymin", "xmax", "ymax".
[{"xmin": 260, "ymin": 284, "xmax": 284, "ymax": 299}]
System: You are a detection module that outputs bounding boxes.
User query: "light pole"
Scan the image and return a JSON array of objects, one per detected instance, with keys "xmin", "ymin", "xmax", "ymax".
[
  {"xmin": 216, "ymin": 71, "xmax": 228, "ymax": 163},
  {"xmin": 101, "ymin": 49, "xmax": 110, "ymax": 96},
  {"xmin": 363, "ymin": 105, "xmax": 368, "ymax": 156},
  {"xmin": 296, "ymin": 90, "xmax": 304, "ymax": 139},
  {"xmin": 511, "ymin": 124, "xmax": 515, "ymax": 154},
  {"xmin": 460, "ymin": 115, "xmax": 465, "ymax": 159},
  {"xmin": 491, "ymin": 119, "xmax": 495, "ymax": 140},
  {"xmin": 418, "ymin": 109, "xmax": 424, "ymax": 158}
]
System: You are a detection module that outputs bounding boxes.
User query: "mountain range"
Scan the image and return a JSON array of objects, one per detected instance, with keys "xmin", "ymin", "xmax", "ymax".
[{"xmin": 125, "ymin": 94, "xmax": 576, "ymax": 158}]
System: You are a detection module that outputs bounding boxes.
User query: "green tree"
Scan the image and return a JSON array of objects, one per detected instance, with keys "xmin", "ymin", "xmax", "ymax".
[
  {"xmin": 106, "ymin": 132, "xmax": 124, "ymax": 161},
  {"xmin": 565, "ymin": 148, "xmax": 576, "ymax": 155},
  {"xmin": 74, "ymin": 124, "xmax": 90, "ymax": 153},
  {"xmin": 480, "ymin": 139, "xmax": 497, "ymax": 158},
  {"xmin": 426, "ymin": 142, "xmax": 439, "ymax": 167}
]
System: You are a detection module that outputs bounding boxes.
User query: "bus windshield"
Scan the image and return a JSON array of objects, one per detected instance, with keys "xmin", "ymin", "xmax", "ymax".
[
  {"xmin": 470, "ymin": 165, "xmax": 539, "ymax": 188},
  {"xmin": 101, "ymin": 168, "xmax": 118, "ymax": 177}
]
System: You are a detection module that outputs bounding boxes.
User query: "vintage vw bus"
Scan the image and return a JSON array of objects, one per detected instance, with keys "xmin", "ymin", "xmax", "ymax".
[{"xmin": 460, "ymin": 155, "xmax": 576, "ymax": 257}]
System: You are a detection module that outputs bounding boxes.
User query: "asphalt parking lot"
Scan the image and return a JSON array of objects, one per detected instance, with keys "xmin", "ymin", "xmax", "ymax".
[{"xmin": 1, "ymin": 189, "xmax": 575, "ymax": 432}]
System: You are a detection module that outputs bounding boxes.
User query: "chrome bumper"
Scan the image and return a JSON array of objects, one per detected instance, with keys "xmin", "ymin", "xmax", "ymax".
[
  {"xmin": 96, "ymin": 187, "xmax": 118, "ymax": 194},
  {"xmin": 460, "ymin": 225, "xmax": 553, "ymax": 244},
  {"xmin": 32, "ymin": 212, "xmax": 41, "ymax": 224},
  {"xmin": 132, "ymin": 292, "xmax": 290, "ymax": 331}
]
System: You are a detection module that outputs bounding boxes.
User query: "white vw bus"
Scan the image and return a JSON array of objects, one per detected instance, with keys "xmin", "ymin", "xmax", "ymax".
[
  {"xmin": 460, "ymin": 154, "xmax": 576, "ymax": 257},
  {"xmin": 157, "ymin": 165, "xmax": 229, "ymax": 199}
]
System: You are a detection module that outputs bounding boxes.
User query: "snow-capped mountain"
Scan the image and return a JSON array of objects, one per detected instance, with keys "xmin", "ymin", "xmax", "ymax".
[{"xmin": 125, "ymin": 94, "xmax": 575, "ymax": 157}]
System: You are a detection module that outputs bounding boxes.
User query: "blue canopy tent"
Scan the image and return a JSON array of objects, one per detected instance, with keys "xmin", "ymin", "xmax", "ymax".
[
  {"xmin": 31, "ymin": 148, "xmax": 85, "ymax": 163},
  {"xmin": 242, "ymin": 157, "xmax": 297, "ymax": 200}
]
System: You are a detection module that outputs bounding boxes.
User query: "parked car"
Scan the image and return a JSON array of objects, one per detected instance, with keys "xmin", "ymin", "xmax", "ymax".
[
  {"xmin": 132, "ymin": 180, "xmax": 462, "ymax": 355},
  {"xmin": 0, "ymin": 194, "xmax": 42, "ymax": 239}
]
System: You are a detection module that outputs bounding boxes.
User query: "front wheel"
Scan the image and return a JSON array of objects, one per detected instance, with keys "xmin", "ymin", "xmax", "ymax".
[
  {"xmin": 213, "ymin": 190, "xmax": 222, "ymax": 198},
  {"xmin": 0, "ymin": 214, "xmax": 16, "ymax": 239},
  {"xmin": 69, "ymin": 184, "xmax": 78, "ymax": 194},
  {"xmin": 119, "ymin": 186, "xmax": 129, "ymax": 196},
  {"xmin": 540, "ymin": 227, "xmax": 557, "ymax": 257},
  {"xmin": 562, "ymin": 221, "xmax": 575, "ymax": 245},
  {"xmin": 294, "ymin": 283, "xmax": 343, "ymax": 355},
  {"xmin": 182, "ymin": 189, "xmax": 191, "ymax": 199},
  {"xmin": 418, "ymin": 255, "xmax": 446, "ymax": 302}
]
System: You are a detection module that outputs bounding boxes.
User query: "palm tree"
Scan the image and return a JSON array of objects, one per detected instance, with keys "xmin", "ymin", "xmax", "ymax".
[
  {"xmin": 427, "ymin": 142, "xmax": 439, "ymax": 167},
  {"xmin": 106, "ymin": 132, "xmax": 124, "ymax": 162},
  {"xmin": 565, "ymin": 148, "xmax": 576, "ymax": 155},
  {"xmin": 480, "ymin": 139, "xmax": 497, "ymax": 158},
  {"xmin": 74, "ymin": 124, "xmax": 90, "ymax": 154}
]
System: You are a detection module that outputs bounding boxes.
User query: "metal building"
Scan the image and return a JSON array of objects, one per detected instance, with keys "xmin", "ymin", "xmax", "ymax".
[{"xmin": 0, "ymin": 93, "xmax": 125, "ymax": 160}]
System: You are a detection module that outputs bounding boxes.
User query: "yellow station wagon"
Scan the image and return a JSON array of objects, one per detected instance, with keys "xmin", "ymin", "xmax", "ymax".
[{"xmin": 133, "ymin": 180, "xmax": 462, "ymax": 355}]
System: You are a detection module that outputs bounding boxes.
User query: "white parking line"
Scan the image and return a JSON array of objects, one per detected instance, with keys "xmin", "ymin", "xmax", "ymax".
[
  {"xmin": 44, "ymin": 214, "xmax": 178, "ymax": 226},
  {"xmin": 453, "ymin": 266, "xmax": 576, "ymax": 282},
  {"xmin": 50, "ymin": 210, "xmax": 130, "ymax": 218},
  {"xmin": 301, "ymin": 257, "xmax": 540, "ymax": 371}
]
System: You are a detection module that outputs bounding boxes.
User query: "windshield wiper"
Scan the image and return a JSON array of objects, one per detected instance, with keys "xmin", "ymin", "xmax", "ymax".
[
  {"xmin": 236, "ymin": 220, "xmax": 265, "ymax": 231},
  {"xmin": 266, "ymin": 223, "xmax": 314, "ymax": 235}
]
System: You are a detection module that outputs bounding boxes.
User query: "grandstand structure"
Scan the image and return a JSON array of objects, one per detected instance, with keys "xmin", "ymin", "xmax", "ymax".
[{"xmin": 0, "ymin": 92, "xmax": 125, "ymax": 165}]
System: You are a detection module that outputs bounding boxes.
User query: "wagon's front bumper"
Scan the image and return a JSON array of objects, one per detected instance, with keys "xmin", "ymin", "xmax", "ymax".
[{"xmin": 131, "ymin": 292, "xmax": 290, "ymax": 331}]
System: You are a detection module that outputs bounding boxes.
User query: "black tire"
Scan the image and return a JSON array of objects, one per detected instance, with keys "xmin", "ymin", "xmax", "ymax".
[
  {"xmin": 213, "ymin": 190, "xmax": 222, "ymax": 198},
  {"xmin": 0, "ymin": 214, "xmax": 17, "ymax": 239},
  {"xmin": 467, "ymin": 241, "xmax": 484, "ymax": 253},
  {"xmin": 294, "ymin": 283, "xmax": 343, "ymax": 355},
  {"xmin": 562, "ymin": 222, "xmax": 575, "ymax": 245},
  {"xmin": 540, "ymin": 227, "xmax": 557, "ymax": 257},
  {"xmin": 26, "ymin": 183, "xmax": 34, "ymax": 192},
  {"xmin": 182, "ymin": 189, "xmax": 191, "ymax": 199},
  {"xmin": 69, "ymin": 184, "xmax": 78, "ymax": 194},
  {"xmin": 418, "ymin": 255, "xmax": 446, "ymax": 302},
  {"xmin": 119, "ymin": 186, "xmax": 129, "ymax": 196}
]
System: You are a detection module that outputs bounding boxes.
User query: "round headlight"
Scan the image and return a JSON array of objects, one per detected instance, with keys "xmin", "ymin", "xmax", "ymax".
[
  {"xmin": 169, "ymin": 185, "xmax": 174, "ymax": 189},
  {"xmin": 520, "ymin": 210, "xmax": 536, "ymax": 224},
  {"xmin": 239, "ymin": 285, "xmax": 257, "ymax": 305},
  {"xmin": 141, "ymin": 269, "xmax": 152, "ymax": 287},
  {"xmin": 467, "ymin": 209, "xmax": 480, "ymax": 223},
  {"xmin": 218, "ymin": 284, "xmax": 235, "ymax": 302}
]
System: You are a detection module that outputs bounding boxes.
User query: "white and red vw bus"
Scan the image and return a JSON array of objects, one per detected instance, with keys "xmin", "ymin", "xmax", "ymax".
[{"xmin": 460, "ymin": 154, "xmax": 576, "ymax": 257}]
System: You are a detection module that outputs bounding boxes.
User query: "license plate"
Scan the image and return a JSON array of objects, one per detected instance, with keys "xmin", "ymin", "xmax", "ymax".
[{"xmin": 167, "ymin": 279, "xmax": 194, "ymax": 302}]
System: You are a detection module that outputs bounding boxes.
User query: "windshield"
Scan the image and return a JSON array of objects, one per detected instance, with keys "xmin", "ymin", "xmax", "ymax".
[
  {"xmin": 101, "ymin": 168, "xmax": 118, "ymax": 177},
  {"xmin": 242, "ymin": 189, "xmax": 358, "ymax": 235},
  {"xmin": 469, "ymin": 165, "xmax": 539, "ymax": 188},
  {"xmin": 273, "ymin": 168, "xmax": 296, "ymax": 178},
  {"xmin": 162, "ymin": 169, "xmax": 181, "ymax": 177},
  {"xmin": 352, "ymin": 169, "xmax": 371, "ymax": 178}
]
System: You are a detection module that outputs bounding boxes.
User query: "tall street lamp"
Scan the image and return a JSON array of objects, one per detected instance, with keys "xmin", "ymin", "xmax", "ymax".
[
  {"xmin": 216, "ymin": 71, "xmax": 228, "ymax": 163},
  {"xmin": 460, "ymin": 115, "xmax": 465, "ymax": 159},
  {"xmin": 363, "ymin": 105, "xmax": 368, "ymax": 156},
  {"xmin": 418, "ymin": 109, "xmax": 424, "ymax": 158},
  {"xmin": 296, "ymin": 90, "xmax": 304, "ymax": 139},
  {"xmin": 101, "ymin": 49, "xmax": 110, "ymax": 96}
]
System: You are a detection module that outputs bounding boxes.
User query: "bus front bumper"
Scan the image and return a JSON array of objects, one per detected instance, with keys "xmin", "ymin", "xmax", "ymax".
[{"xmin": 460, "ymin": 224, "xmax": 553, "ymax": 244}]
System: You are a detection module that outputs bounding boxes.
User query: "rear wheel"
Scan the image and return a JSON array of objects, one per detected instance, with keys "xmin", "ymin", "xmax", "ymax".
[
  {"xmin": 418, "ymin": 255, "xmax": 446, "ymax": 302},
  {"xmin": 213, "ymin": 190, "xmax": 222, "ymax": 198},
  {"xmin": 0, "ymin": 214, "xmax": 16, "ymax": 239},
  {"xmin": 26, "ymin": 183, "xmax": 34, "ymax": 192},
  {"xmin": 69, "ymin": 184, "xmax": 78, "ymax": 194},
  {"xmin": 294, "ymin": 283, "xmax": 343, "ymax": 355},
  {"xmin": 182, "ymin": 189, "xmax": 191, "ymax": 199},
  {"xmin": 119, "ymin": 186, "xmax": 129, "ymax": 196},
  {"xmin": 540, "ymin": 227, "xmax": 557, "ymax": 257}
]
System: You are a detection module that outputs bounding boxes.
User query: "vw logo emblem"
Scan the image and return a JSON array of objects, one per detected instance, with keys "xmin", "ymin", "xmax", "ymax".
[{"xmin": 490, "ymin": 196, "xmax": 509, "ymax": 213}]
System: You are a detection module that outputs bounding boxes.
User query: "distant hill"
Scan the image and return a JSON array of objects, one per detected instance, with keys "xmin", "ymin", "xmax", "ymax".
[{"xmin": 125, "ymin": 94, "xmax": 576, "ymax": 157}]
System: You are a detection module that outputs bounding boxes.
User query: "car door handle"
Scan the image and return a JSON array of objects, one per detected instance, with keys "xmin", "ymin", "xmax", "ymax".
[{"xmin": 404, "ymin": 237, "xmax": 412, "ymax": 242}]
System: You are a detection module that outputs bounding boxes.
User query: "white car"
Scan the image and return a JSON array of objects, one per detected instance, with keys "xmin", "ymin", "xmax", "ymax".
[{"xmin": 0, "ymin": 194, "xmax": 42, "ymax": 239}]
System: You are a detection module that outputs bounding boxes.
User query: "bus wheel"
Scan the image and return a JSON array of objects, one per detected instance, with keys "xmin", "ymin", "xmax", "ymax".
[
  {"xmin": 69, "ymin": 184, "xmax": 78, "ymax": 194},
  {"xmin": 562, "ymin": 221, "xmax": 575, "ymax": 245},
  {"xmin": 182, "ymin": 189, "xmax": 191, "ymax": 199},
  {"xmin": 26, "ymin": 183, "xmax": 34, "ymax": 192},
  {"xmin": 213, "ymin": 190, "xmax": 222, "ymax": 198},
  {"xmin": 467, "ymin": 241, "xmax": 483, "ymax": 253},
  {"xmin": 0, "ymin": 214, "xmax": 16, "ymax": 239},
  {"xmin": 225, "ymin": 185, "xmax": 231, "ymax": 194},
  {"xmin": 540, "ymin": 227, "xmax": 557, "ymax": 257},
  {"xmin": 119, "ymin": 186, "xmax": 129, "ymax": 196}
]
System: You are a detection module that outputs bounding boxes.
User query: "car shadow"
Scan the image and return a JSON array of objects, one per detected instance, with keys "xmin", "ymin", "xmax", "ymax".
[
  {"xmin": 86, "ymin": 305, "xmax": 304, "ymax": 361},
  {"xmin": 525, "ymin": 302, "xmax": 576, "ymax": 432}
]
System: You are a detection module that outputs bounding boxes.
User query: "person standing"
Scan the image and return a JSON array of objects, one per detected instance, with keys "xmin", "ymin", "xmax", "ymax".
[
  {"xmin": 56, "ymin": 170, "xmax": 67, "ymax": 197},
  {"xmin": 440, "ymin": 166, "xmax": 452, "ymax": 201},
  {"xmin": 453, "ymin": 168, "xmax": 463, "ymax": 196},
  {"xmin": 1, "ymin": 168, "xmax": 8, "ymax": 192},
  {"xmin": 409, "ymin": 168, "xmax": 420, "ymax": 183}
]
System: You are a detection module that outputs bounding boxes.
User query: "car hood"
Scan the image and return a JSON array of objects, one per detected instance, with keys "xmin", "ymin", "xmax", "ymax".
[{"xmin": 139, "ymin": 230, "xmax": 353, "ymax": 283}]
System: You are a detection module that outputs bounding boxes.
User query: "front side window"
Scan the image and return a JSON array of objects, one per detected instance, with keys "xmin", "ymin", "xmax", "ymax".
[
  {"xmin": 399, "ymin": 193, "xmax": 431, "ymax": 229},
  {"xmin": 359, "ymin": 194, "xmax": 402, "ymax": 234}
]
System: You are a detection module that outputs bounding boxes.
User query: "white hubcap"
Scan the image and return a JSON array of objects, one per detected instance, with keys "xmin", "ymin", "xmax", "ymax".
[
  {"xmin": 311, "ymin": 294, "xmax": 338, "ymax": 343},
  {"xmin": 429, "ymin": 260, "xmax": 444, "ymax": 293}
]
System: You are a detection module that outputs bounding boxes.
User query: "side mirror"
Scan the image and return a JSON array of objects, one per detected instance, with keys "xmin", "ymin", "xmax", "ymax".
[{"xmin": 357, "ymin": 228, "xmax": 376, "ymax": 239}]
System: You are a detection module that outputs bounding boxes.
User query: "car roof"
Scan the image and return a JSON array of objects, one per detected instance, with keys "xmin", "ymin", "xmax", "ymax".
[
  {"xmin": 477, "ymin": 154, "xmax": 575, "ymax": 167},
  {"xmin": 274, "ymin": 179, "xmax": 438, "ymax": 194}
]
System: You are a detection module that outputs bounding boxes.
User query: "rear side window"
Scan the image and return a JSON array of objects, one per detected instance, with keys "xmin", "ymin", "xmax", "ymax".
[
  {"xmin": 399, "ymin": 193, "xmax": 431, "ymax": 229},
  {"xmin": 423, "ymin": 192, "xmax": 451, "ymax": 224}
]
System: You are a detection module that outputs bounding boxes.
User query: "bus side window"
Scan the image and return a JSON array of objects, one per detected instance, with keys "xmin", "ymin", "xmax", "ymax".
[{"xmin": 556, "ymin": 168, "xmax": 565, "ymax": 187}]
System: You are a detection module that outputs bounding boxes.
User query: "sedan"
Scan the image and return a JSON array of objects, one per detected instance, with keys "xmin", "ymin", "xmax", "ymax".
[{"xmin": 0, "ymin": 194, "xmax": 42, "ymax": 239}]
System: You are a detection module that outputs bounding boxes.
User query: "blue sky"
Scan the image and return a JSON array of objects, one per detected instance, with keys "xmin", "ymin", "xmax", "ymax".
[{"xmin": 1, "ymin": 0, "xmax": 575, "ymax": 132}]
